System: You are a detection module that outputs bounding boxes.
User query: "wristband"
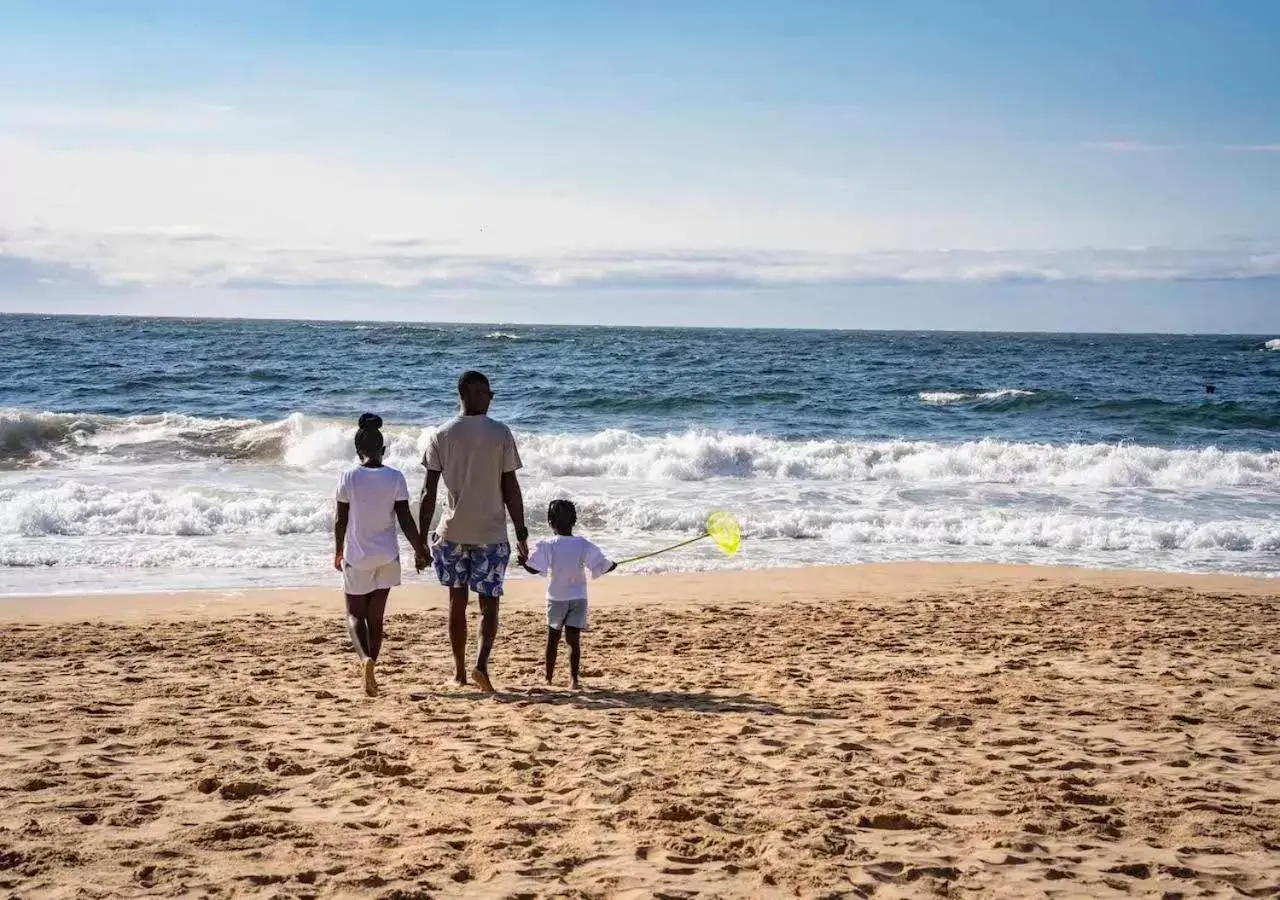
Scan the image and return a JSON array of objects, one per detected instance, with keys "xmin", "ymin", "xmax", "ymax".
[{"xmin": 514, "ymin": 526, "xmax": 529, "ymax": 542}]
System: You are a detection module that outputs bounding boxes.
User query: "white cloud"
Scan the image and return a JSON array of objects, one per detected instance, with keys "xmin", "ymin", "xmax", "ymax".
[
  {"xmin": 0, "ymin": 130, "xmax": 1009, "ymax": 258},
  {"xmin": 1, "ymin": 121, "xmax": 1277, "ymax": 295},
  {"xmin": 3, "ymin": 228, "xmax": 1277, "ymax": 291}
]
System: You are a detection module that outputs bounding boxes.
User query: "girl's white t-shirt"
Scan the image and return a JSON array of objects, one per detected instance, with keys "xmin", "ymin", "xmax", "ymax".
[
  {"xmin": 526, "ymin": 535, "xmax": 613, "ymax": 601},
  {"xmin": 336, "ymin": 465, "xmax": 410, "ymax": 569}
]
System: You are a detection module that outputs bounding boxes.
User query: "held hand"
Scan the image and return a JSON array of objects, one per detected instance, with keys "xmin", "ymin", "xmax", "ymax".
[
  {"xmin": 333, "ymin": 551, "xmax": 344, "ymax": 572},
  {"xmin": 516, "ymin": 539, "xmax": 529, "ymax": 563},
  {"xmin": 414, "ymin": 547, "xmax": 429, "ymax": 573}
]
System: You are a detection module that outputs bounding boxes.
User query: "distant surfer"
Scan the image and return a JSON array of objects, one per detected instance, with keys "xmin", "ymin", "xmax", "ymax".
[
  {"xmin": 1205, "ymin": 383, "xmax": 1216, "ymax": 400},
  {"xmin": 419, "ymin": 371, "xmax": 529, "ymax": 692}
]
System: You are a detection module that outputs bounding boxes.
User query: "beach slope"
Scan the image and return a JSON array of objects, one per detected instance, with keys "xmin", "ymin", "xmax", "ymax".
[{"xmin": 1, "ymin": 564, "xmax": 1277, "ymax": 898}]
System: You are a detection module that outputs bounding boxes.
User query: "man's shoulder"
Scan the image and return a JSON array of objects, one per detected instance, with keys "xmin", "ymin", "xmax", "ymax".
[
  {"xmin": 483, "ymin": 415, "xmax": 513, "ymax": 437},
  {"xmin": 432, "ymin": 415, "xmax": 464, "ymax": 437},
  {"xmin": 456, "ymin": 415, "xmax": 513, "ymax": 441}
]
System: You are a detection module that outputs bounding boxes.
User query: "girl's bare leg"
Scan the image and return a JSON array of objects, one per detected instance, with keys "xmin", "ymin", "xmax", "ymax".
[
  {"xmin": 345, "ymin": 593, "xmax": 372, "ymax": 661},
  {"xmin": 365, "ymin": 589, "xmax": 389, "ymax": 661},
  {"xmin": 345, "ymin": 591, "xmax": 387, "ymax": 696}
]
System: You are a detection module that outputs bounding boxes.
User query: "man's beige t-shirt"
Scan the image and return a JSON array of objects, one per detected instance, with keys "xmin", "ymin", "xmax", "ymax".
[{"xmin": 424, "ymin": 415, "xmax": 522, "ymax": 545}]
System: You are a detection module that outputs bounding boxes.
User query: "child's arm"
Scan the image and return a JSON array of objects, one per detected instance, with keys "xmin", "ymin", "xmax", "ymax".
[
  {"xmin": 392, "ymin": 472, "xmax": 428, "ymax": 570},
  {"xmin": 334, "ymin": 471, "xmax": 350, "ymax": 570},
  {"xmin": 522, "ymin": 541, "xmax": 551, "ymax": 577},
  {"xmin": 585, "ymin": 541, "xmax": 616, "ymax": 578},
  {"xmin": 395, "ymin": 501, "xmax": 428, "ymax": 571},
  {"xmin": 334, "ymin": 502, "xmax": 349, "ymax": 571}
]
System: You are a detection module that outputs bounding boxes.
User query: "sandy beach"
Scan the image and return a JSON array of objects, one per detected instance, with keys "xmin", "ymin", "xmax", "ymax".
[{"xmin": 1, "ymin": 563, "xmax": 1277, "ymax": 898}]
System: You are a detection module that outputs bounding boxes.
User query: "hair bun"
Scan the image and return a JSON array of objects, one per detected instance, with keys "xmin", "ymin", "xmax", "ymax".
[{"xmin": 358, "ymin": 413, "xmax": 383, "ymax": 430}]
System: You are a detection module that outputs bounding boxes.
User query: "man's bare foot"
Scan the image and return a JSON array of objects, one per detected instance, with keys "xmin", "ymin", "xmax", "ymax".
[
  {"xmin": 454, "ymin": 671, "xmax": 467, "ymax": 687},
  {"xmin": 363, "ymin": 659, "xmax": 378, "ymax": 697},
  {"xmin": 570, "ymin": 678, "xmax": 582, "ymax": 691},
  {"xmin": 472, "ymin": 667, "xmax": 495, "ymax": 694}
]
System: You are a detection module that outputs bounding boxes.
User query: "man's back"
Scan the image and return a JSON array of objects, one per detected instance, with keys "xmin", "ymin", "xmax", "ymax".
[{"xmin": 425, "ymin": 414, "xmax": 521, "ymax": 545}]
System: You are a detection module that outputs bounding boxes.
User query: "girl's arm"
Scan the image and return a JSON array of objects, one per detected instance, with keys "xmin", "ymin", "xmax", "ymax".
[
  {"xmin": 395, "ymin": 500, "xmax": 428, "ymax": 571},
  {"xmin": 334, "ymin": 501, "xmax": 350, "ymax": 570}
]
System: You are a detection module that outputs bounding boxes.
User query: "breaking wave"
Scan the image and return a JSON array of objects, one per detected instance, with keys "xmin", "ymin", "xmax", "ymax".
[
  {"xmin": 918, "ymin": 389, "xmax": 1036, "ymax": 405},
  {"xmin": 5, "ymin": 409, "xmax": 1280, "ymax": 488}
]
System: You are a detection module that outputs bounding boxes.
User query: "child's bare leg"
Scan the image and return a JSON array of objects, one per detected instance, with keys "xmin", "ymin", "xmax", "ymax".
[
  {"xmin": 345, "ymin": 593, "xmax": 379, "ymax": 697},
  {"xmin": 545, "ymin": 628, "xmax": 561, "ymax": 683},
  {"xmin": 345, "ymin": 594, "xmax": 372, "ymax": 661},
  {"xmin": 366, "ymin": 589, "xmax": 389, "ymax": 661},
  {"xmin": 565, "ymin": 626, "xmax": 582, "ymax": 689}
]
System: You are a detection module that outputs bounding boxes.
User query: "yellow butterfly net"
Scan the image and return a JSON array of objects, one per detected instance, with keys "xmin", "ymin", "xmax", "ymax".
[
  {"xmin": 704, "ymin": 511, "xmax": 742, "ymax": 557},
  {"xmin": 616, "ymin": 511, "xmax": 742, "ymax": 566}
]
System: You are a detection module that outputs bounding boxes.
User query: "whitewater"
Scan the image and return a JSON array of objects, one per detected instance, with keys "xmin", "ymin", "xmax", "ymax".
[
  {"xmin": 2, "ymin": 317, "xmax": 1278, "ymax": 594},
  {"xmin": 3, "ymin": 408, "xmax": 1279, "ymax": 593}
]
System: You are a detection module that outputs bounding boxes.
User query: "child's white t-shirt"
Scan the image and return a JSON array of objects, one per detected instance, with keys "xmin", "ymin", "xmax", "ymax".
[
  {"xmin": 526, "ymin": 535, "xmax": 614, "ymax": 601},
  {"xmin": 336, "ymin": 465, "xmax": 410, "ymax": 569}
]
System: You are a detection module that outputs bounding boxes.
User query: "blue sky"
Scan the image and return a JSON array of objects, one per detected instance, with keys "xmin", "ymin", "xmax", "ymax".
[{"xmin": 1, "ymin": 1, "xmax": 1278, "ymax": 331}]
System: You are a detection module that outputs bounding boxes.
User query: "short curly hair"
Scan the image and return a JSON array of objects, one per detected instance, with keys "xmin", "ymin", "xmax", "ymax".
[{"xmin": 547, "ymin": 499, "xmax": 577, "ymax": 532}]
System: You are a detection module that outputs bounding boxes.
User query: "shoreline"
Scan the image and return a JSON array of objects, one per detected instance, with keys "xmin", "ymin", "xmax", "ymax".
[{"xmin": 3, "ymin": 561, "xmax": 1275, "ymax": 623}]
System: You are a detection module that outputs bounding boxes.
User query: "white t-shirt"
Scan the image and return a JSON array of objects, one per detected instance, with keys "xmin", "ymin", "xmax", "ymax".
[
  {"xmin": 336, "ymin": 465, "xmax": 410, "ymax": 569},
  {"xmin": 526, "ymin": 535, "xmax": 614, "ymax": 602}
]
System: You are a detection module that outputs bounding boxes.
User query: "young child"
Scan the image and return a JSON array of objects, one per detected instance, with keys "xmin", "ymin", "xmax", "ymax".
[
  {"xmin": 334, "ymin": 413, "xmax": 428, "ymax": 697},
  {"xmin": 519, "ymin": 500, "xmax": 616, "ymax": 689}
]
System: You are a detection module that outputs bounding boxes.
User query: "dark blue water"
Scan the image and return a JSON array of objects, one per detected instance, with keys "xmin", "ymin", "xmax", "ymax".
[{"xmin": 4, "ymin": 315, "xmax": 1279, "ymax": 450}]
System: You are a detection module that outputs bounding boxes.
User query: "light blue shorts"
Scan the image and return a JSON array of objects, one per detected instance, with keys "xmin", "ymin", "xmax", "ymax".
[{"xmin": 547, "ymin": 598, "xmax": 588, "ymax": 631}]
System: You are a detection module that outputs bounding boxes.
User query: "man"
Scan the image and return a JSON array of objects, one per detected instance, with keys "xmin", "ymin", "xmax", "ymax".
[{"xmin": 419, "ymin": 370, "xmax": 529, "ymax": 692}]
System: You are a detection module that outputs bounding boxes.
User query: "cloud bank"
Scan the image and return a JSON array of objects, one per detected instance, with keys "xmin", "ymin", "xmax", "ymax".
[{"xmin": 3, "ymin": 228, "xmax": 1278, "ymax": 292}]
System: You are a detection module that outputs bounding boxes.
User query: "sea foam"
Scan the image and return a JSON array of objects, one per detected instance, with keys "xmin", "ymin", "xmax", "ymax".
[
  {"xmin": 5, "ymin": 409, "xmax": 1280, "ymax": 489},
  {"xmin": 917, "ymin": 389, "xmax": 1035, "ymax": 405}
]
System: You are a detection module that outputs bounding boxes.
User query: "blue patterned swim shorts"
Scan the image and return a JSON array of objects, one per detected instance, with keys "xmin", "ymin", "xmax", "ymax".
[{"xmin": 431, "ymin": 539, "xmax": 511, "ymax": 598}]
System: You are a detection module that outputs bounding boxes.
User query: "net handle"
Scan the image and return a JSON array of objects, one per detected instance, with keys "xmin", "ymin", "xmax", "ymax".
[{"xmin": 614, "ymin": 532, "xmax": 710, "ymax": 567}]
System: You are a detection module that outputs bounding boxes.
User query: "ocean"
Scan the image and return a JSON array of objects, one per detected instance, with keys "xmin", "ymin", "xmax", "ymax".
[{"xmin": 2, "ymin": 314, "xmax": 1279, "ymax": 595}]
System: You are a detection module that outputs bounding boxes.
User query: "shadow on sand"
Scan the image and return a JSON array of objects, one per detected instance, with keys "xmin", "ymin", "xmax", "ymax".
[{"xmin": 410, "ymin": 685, "xmax": 787, "ymax": 715}]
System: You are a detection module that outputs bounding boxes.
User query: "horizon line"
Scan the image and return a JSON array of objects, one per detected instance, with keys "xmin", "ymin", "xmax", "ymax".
[{"xmin": 3, "ymin": 309, "xmax": 1276, "ymax": 340}]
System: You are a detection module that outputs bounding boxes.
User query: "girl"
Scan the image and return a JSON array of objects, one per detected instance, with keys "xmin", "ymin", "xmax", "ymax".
[
  {"xmin": 334, "ymin": 414, "xmax": 428, "ymax": 696},
  {"xmin": 519, "ymin": 500, "xmax": 616, "ymax": 689}
]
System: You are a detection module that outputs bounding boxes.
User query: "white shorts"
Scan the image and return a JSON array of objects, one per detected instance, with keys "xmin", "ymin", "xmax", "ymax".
[{"xmin": 343, "ymin": 560, "xmax": 401, "ymax": 596}]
